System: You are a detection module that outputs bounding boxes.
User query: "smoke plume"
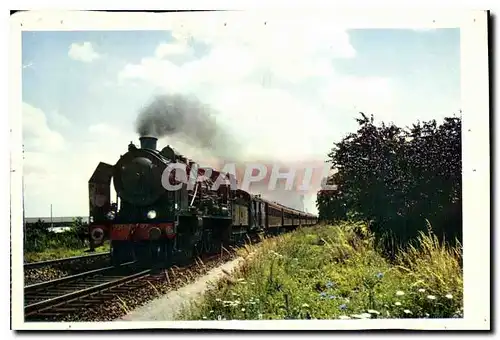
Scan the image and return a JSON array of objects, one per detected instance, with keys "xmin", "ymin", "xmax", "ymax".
[{"xmin": 136, "ymin": 94, "xmax": 240, "ymax": 159}]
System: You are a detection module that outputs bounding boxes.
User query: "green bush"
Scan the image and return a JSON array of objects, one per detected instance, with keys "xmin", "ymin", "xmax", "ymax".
[
  {"xmin": 24, "ymin": 217, "xmax": 88, "ymax": 253},
  {"xmin": 317, "ymin": 113, "xmax": 462, "ymax": 252},
  {"xmin": 180, "ymin": 223, "xmax": 463, "ymax": 321}
]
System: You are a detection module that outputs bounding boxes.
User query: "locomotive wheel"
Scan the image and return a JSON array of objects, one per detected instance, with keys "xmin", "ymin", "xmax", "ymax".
[
  {"xmin": 111, "ymin": 241, "xmax": 133, "ymax": 266},
  {"xmin": 133, "ymin": 242, "xmax": 149, "ymax": 264},
  {"xmin": 200, "ymin": 229, "xmax": 214, "ymax": 254},
  {"xmin": 176, "ymin": 245, "xmax": 195, "ymax": 266},
  {"xmin": 162, "ymin": 239, "xmax": 174, "ymax": 267},
  {"xmin": 133, "ymin": 241, "xmax": 162, "ymax": 265},
  {"xmin": 194, "ymin": 240, "xmax": 204, "ymax": 258},
  {"xmin": 150, "ymin": 240, "xmax": 162, "ymax": 263}
]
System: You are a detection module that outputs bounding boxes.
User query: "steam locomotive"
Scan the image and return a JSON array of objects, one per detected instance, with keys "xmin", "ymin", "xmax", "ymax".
[{"xmin": 88, "ymin": 136, "xmax": 318, "ymax": 266}]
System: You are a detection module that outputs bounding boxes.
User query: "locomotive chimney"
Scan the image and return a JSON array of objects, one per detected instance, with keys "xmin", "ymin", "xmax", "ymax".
[{"xmin": 139, "ymin": 136, "xmax": 158, "ymax": 150}]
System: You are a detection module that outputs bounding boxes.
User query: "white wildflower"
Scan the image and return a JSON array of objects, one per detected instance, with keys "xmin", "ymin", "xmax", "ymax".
[
  {"xmin": 202, "ymin": 316, "xmax": 207, "ymax": 320},
  {"xmin": 301, "ymin": 303, "xmax": 310, "ymax": 308},
  {"xmin": 418, "ymin": 288, "xmax": 426, "ymax": 293},
  {"xmin": 367, "ymin": 309, "xmax": 380, "ymax": 315},
  {"xmin": 445, "ymin": 294, "xmax": 453, "ymax": 299},
  {"xmin": 427, "ymin": 295, "xmax": 436, "ymax": 300},
  {"xmin": 396, "ymin": 291, "xmax": 405, "ymax": 296},
  {"xmin": 403, "ymin": 309, "xmax": 412, "ymax": 315},
  {"xmin": 215, "ymin": 298, "xmax": 222, "ymax": 302},
  {"xmin": 395, "ymin": 302, "xmax": 402, "ymax": 306},
  {"xmin": 228, "ymin": 300, "xmax": 240, "ymax": 307},
  {"xmin": 241, "ymin": 308, "xmax": 246, "ymax": 312}
]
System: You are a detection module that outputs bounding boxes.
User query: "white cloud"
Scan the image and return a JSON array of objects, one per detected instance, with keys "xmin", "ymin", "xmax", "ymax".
[
  {"xmin": 23, "ymin": 130, "xmax": 132, "ymax": 217},
  {"xmin": 48, "ymin": 110, "xmax": 71, "ymax": 128},
  {"xmin": 68, "ymin": 42, "xmax": 100, "ymax": 63},
  {"xmin": 23, "ymin": 102, "xmax": 65, "ymax": 153},
  {"xmin": 88, "ymin": 123, "xmax": 121, "ymax": 137},
  {"xmin": 22, "ymin": 103, "xmax": 69, "ymax": 215},
  {"xmin": 155, "ymin": 42, "xmax": 193, "ymax": 59},
  {"xmin": 321, "ymin": 76, "xmax": 395, "ymax": 120},
  {"xmin": 22, "ymin": 103, "xmax": 134, "ymax": 216}
]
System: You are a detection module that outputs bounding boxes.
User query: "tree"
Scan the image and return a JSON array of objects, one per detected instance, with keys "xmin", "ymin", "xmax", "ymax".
[{"xmin": 317, "ymin": 112, "xmax": 462, "ymax": 250}]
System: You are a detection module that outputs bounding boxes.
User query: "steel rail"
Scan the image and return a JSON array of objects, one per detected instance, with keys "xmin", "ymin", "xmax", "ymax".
[
  {"xmin": 24, "ymin": 252, "xmax": 110, "ymax": 270},
  {"xmin": 24, "ymin": 261, "xmax": 136, "ymax": 292},
  {"xmin": 24, "ymin": 268, "xmax": 151, "ymax": 316}
]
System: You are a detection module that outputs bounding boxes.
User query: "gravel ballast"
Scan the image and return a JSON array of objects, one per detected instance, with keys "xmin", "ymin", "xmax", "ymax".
[
  {"xmin": 24, "ymin": 254, "xmax": 111, "ymax": 286},
  {"xmin": 25, "ymin": 252, "xmax": 238, "ymax": 322},
  {"xmin": 121, "ymin": 257, "xmax": 244, "ymax": 321}
]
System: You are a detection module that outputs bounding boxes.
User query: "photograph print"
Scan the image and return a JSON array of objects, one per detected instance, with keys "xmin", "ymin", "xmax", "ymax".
[{"xmin": 10, "ymin": 9, "xmax": 490, "ymax": 331}]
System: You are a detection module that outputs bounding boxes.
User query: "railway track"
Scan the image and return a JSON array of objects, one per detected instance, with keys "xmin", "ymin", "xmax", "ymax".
[
  {"xmin": 24, "ymin": 262, "xmax": 150, "ymax": 320},
  {"xmin": 23, "ymin": 251, "xmax": 234, "ymax": 322},
  {"xmin": 24, "ymin": 252, "xmax": 110, "ymax": 270}
]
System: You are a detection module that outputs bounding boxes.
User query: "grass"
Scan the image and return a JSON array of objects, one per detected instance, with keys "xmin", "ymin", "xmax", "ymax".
[
  {"xmin": 24, "ymin": 242, "xmax": 110, "ymax": 263},
  {"xmin": 179, "ymin": 221, "xmax": 463, "ymax": 320}
]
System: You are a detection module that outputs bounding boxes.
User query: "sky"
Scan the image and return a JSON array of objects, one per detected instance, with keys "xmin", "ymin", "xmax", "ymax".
[{"xmin": 21, "ymin": 21, "xmax": 461, "ymax": 217}]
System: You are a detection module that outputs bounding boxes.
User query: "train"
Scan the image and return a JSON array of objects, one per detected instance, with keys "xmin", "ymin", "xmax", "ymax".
[{"xmin": 87, "ymin": 136, "xmax": 318, "ymax": 266}]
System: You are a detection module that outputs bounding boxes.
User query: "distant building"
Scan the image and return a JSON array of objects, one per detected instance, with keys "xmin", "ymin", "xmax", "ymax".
[{"xmin": 24, "ymin": 216, "xmax": 89, "ymax": 233}]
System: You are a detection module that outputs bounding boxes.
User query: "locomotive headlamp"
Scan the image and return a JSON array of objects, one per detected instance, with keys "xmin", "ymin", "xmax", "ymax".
[
  {"xmin": 106, "ymin": 211, "xmax": 116, "ymax": 220},
  {"xmin": 147, "ymin": 210, "xmax": 157, "ymax": 219}
]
